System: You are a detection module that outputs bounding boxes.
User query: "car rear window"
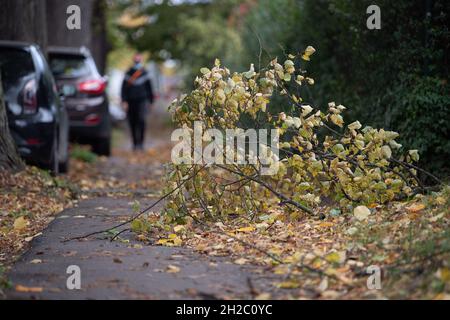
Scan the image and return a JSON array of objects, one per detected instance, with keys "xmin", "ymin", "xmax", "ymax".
[
  {"xmin": 0, "ymin": 48, "xmax": 35, "ymax": 91},
  {"xmin": 48, "ymin": 54, "xmax": 91, "ymax": 77}
]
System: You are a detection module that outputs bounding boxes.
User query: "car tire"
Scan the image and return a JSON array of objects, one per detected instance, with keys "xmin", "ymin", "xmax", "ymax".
[
  {"xmin": 49, "ymin": 133, "xmax": 59, "ymax": 175},
  {"xmin": 92, "ymin": 136, "xmax": 111, "ymax": 156},
  {"xmin": 58, "ymin": 124, "xmax": 70, "ymax": 174},
  {"xmin": 59, "ymin": 157, "xmax": 70, "ymax": 173}
]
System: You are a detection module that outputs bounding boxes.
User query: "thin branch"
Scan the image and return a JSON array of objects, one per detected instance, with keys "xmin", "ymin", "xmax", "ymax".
[
  {"xmin": 62, "ymin": 165, "xmax": 206, "ymax": 242},
  {"xmin": 110, "ymin": 228, "xmax": 131, "ymax": 242},
  {"xmin": 388, "ymin": 157, "xmax": 442, "ymax": 185},
  {"xmin": 215, "ymin": 164, "xmax": 314, "ymax": 215}
]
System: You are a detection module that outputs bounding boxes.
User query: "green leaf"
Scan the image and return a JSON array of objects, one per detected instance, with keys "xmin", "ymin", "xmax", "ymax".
[{"xmin": 200, "ymin": 67, "xmax": 210, "ymax": 75}]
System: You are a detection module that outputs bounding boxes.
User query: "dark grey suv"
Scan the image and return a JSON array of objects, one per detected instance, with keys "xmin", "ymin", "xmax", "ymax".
[
  {"xmin": 0, "ymin": 41, "xmax": 70, "ymax": 173},
  {"xmin": 48, "ymin": 46, "xmax": 111, "ymax": 156}
]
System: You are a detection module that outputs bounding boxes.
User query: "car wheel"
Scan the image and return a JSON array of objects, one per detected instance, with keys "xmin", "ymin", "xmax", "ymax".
[
  {"xmin": 58, "ymin": 124, "xmax": 70, "ymax": 173},
  {"xmin": 59, "ymin": 157, "xmax": 70, "ymax": 173},
  {"xmin": 92, "ymin": 136, "xmax": 111, "ymax": 156},
  {"xmin": 50, "ymin": 133, "xmax": 59, "ymax": 175}
]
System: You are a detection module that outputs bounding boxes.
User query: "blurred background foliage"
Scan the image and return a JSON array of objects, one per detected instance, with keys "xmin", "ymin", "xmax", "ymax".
[{"xmin": 106, "ymin": 0, "xmax": 449, "ymax": 178}]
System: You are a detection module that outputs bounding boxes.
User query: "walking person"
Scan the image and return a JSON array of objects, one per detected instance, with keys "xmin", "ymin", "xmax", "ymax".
[{"xmin": 121, "ymin": 53, "xmax": 154, "ymax": 151}]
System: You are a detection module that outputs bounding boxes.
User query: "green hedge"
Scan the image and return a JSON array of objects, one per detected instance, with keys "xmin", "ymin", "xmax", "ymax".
[{"xmin": 240, "ymin": 0, "xmax": 449, "ymax": 179}]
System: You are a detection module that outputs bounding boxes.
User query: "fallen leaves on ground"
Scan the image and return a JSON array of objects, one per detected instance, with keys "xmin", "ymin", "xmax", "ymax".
[
  {"xmin": 0, "ymin": 127, "xmax": 172, "ymax": 285},
  {"xmin": 2, "ymin": 127, "xmax": 449, "ymax": 300},
  {"xmin": 0, "ymin": 167, "xmax": 75, "ymax": 267},
  {"xmin": 67, "ymin": 134, "xmax": 173, "ymax": 198},
  {"xmin": 134, "ymin": 185, "xmax": 450, "ymax": 299}
]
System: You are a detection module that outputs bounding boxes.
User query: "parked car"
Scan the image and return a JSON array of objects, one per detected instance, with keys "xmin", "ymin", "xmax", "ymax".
[
  {"xmin": 0, "ymin": 41, "xmax": 70, "ymax": 173},
  {"xmin": 47, "ymin": 46, "xmax": 111, "ymax": 156}
]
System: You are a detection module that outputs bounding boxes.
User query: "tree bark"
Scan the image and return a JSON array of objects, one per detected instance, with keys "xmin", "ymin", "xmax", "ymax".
[
  {"xmin": 0, "ymin": 0, "xmax": 46, "ymax": 172},
  {"xmin": 0, "ymin": 76, "xmax": 25, "ymax": 172},
  {"xmin": 0, "ymin": 0, "xmax": 48, "ymax": 51},
  {"xmin": 46, "ymin": 0, "xmax": 109, "ymax": 74},
  {"xmin": 90, "ymin": 0, "xmax": 109, "ymax": 74},
  {"xmin": 46, "ymin": 0, "xmax": 93, "ymax": 49}
]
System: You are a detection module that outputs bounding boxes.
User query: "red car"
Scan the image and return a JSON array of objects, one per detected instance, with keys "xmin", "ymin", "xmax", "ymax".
[{"xmin": 48, "ymin": 46, "xmax": 111, "ymax": 156}]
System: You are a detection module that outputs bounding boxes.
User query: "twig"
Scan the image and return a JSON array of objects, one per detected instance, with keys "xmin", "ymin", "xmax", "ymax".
[
  {"xmin": 215, "ymin": 164, "xmax": 314, "ymax": 215},
  {"xmin": 388, "ymin": 157, "xmax": 442, "ymax": 185},
  {"xmin": 110, "ymin": 228, "xmax": 130, "ymax": 242},
  {"xmin": 62, "ymin": 165, "xmax": 206, "ymax": 242},
  {"xmin": 385, "ymin": 248, "xmax": 450, "ymax": 271}
]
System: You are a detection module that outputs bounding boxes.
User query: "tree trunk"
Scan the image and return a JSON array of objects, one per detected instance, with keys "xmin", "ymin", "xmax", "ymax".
[
  {"xmin": 46, "ymin": 0, "xmax": 93, "ymax": 49},
  {"xmin": 46, "ymin": 0, "xmax": 109, "ymax": 74},
  {"xmin": 90, "ymin": 0, "xmax": 109, "ymax": 74},
  {"xmin": 0, "ymin": 76, "xmax": 25, "ymax": 172},
  {"xmin": 0, "ymin": 0, "xmax": 48, "ymax": 51},
  {"xmin": 0, "ymin": 0, "xmax": 46, "ymax": 172}
]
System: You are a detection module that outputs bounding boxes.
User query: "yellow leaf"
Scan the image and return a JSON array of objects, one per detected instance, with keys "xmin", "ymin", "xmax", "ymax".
[
  {"xmin": 235, "ymin": 226, "xmax": 255, "ymax": 233},
  {"xmin": 330, "ymin": 114, "xmax": 344, "ymax": 127},
  {"xmin": 301, "ymin": 54, "xmax": 311, "ymax": 61},
  {"xmin": 13, "ymin": 216, "xmax": 28, "ymax": 231},
  {"xmin": 277, "ymin": 281, "xmax": 300, "ymax": 289},
  {"xmin": 325, "ymin": 251, "xmax": 346, "ymax": 264},
  {"xmin": 172, "ymin": 237, "xmax": 182, "ymax": 246},
  {"xmin": 438, "ymin": 267, "xmax": 450, "ymax": 282},
  {"xmin": 433, "ymin": 293, "xmax": 450, "ymax": 300},
  {"xmin": 406, "ymin": 203, "xmax": 425, "ymax": 213},
  {"xmin": 15, "ymin": 284, "xmax": 43, "ymax": 293},
  {"xmin": 318, "ymin": 222, "xmax": 334, "ymax": 228},
  {"xmin": 157, "ymin": 239, "xmax": 169, "ymax": 245},
  {"xmin": 173, "ymin": 225, "xmax": 185, "ymax": 233},
  {"xmin": 435, "ymin": 196, "xmax": 445, "ymax": 205},
  {"xmin": 305, "ymin": 45, "xmax": 316, "ymax": 55},
  {"xmin": 301, "ymin": 46, "xmax": 316, "ymax": 61},
  {"xmin": 157, "ymin": 235, "xmax": 182, "ymax": 247}
]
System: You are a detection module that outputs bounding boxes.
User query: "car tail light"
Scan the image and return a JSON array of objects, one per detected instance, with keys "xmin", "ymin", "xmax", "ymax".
[
  {"xmin": 77, "ymin": 79, "xmax": 106, "ymax": 95},
  {"xmin": 22, "ymin": 79, "xmax": 38, "ymax": 114},
  {"xmin": 85, "ymin": 113, "xmax": 101, "ymax": 125},
  {"xmin": 26, "ymin": 138, "xmax": 41, "ymax": 145}
]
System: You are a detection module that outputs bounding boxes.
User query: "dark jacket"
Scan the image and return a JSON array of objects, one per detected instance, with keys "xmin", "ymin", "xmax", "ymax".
[{"xmin": 121, "ymin": 66, "xmax": 154, "ymax": 104}]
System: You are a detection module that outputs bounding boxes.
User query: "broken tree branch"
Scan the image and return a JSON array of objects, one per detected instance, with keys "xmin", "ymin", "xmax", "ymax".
[{"xmin": 215, "ymin": 164, "xmax": 314, "ymax": 215}]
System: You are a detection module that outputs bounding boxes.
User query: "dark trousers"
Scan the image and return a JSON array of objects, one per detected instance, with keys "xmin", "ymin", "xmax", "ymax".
[{"xmin": 127, "ymin": 100, "xmax": 148, "ymax": 150}]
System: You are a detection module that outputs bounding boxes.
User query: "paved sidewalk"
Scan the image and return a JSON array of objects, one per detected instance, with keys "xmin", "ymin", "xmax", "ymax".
[
  {"xmin": 5, "ymin": 127, "xmax": 280, "ymax": 300},
  {"xmin": 6, "ymin": 196, "xmax": 275, "ymax": 299}
]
